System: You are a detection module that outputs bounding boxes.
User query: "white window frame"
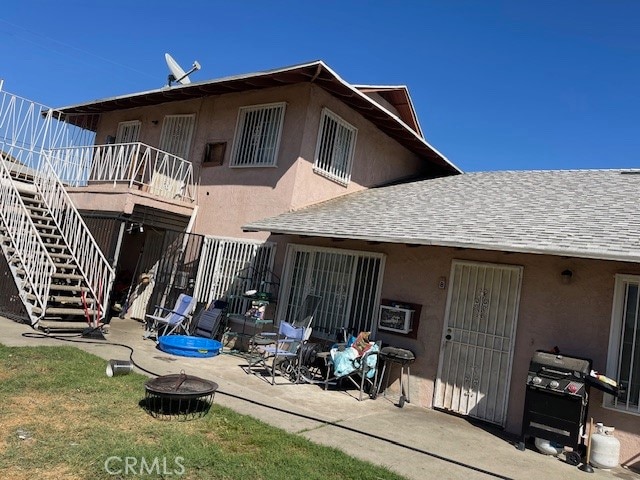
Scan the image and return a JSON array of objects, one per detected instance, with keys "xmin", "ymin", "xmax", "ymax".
[
  {"xmin": 230, "ymin": 102, "xmax": 286, "ymax": 167},
  {"xmin": 313, "ymin": 108, "xmax": 357, "ymax": 186},
  {"xmin": 605, "ymin": 273, "xmax": 640, "ymax": 415}
]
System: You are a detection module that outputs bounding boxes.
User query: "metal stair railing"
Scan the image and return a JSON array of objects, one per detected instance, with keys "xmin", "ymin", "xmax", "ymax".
[
  {"xmin": 0, "ymin": 145, "xmax": 56, "ymax": 324},
  {"xmin": 35, "ymin": 150, "xmax": 115, "ymax": 324},
  {"xmin": 50, "ymin": 142, "xmax": 196, "ymax": 202}
]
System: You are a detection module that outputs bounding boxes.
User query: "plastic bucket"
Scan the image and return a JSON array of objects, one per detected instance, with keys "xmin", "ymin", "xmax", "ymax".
[{"xmin": 106, "ymin": 359, "xmax": 133, "ymax": 377}]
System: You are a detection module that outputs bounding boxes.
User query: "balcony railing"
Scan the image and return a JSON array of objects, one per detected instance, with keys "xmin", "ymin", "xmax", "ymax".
[{"xmin": 49, "ymin": 142, "xmax": 196, "ymax": 203}]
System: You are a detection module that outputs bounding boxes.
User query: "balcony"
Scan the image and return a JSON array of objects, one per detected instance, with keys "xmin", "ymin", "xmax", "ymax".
[{"xmin": 49, "ymin": 143, "xmax": 196, "ymax": 203}]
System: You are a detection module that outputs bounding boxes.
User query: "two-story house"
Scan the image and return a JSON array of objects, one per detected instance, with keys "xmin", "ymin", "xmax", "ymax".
[
  {"xmin": 3, "ymin": 59, "xmax": 638, "ymax": 469},
  {"xmin": 0, "ymin": 60, "xmax": 460, "ymax": 336}
]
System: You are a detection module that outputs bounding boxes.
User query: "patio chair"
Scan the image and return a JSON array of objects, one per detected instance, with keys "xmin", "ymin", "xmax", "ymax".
[
  {"xmin": 323, "ymin": 333, "xmax": 382, "ymax": 401},
  {"xmin": 191, "ymin": 300, "xmax": 228, "ymax": 339},
  {"xmin": 248, "ymin": 320, "xmax": 308, "ymax": 385},
  {"xmin": 249, "ymin": 294, "xmax": 322, "ymax": 351},
  {"xmin": 144, "ymin": 293, "xmax": 197, "ymax": 339}
]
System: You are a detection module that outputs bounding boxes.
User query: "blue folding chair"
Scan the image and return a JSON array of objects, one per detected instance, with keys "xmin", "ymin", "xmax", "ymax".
[
  {"xmin": 144, "ymin": 294, "xmax": 197, "ymax": 339},
  {"xmin": 248, "ymin": 321, "xmax": 307, "ymax": 385}
]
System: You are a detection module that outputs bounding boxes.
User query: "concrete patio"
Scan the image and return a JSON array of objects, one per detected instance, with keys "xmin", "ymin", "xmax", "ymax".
[{"xmin": 1, "ymin": 314, "xmax": 638, "ymax": 480}]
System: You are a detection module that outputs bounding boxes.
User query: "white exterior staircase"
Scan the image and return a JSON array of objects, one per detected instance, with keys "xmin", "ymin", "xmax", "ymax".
[{"xmin": 0, "ymin": 89, "xmax": 114, "ymax": 331}]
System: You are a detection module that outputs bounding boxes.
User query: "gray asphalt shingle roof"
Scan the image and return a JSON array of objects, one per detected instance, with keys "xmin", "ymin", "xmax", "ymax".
[{"xmin": 244, "ymin": 169, "xmax": 640, "ymax": 263}]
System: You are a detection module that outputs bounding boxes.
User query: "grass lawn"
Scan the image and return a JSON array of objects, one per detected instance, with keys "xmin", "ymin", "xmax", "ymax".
[{"xmin": 0, "ymin": 344, "xmax": 405, "ymax": 480}]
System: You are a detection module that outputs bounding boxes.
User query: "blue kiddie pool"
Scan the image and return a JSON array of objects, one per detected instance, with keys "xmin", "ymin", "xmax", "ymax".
[{"xmin": 158, "ymin": 335, "xmax": 223, "ymax": 358}]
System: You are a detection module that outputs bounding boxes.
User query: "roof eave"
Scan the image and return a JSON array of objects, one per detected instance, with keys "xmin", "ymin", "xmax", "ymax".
[
  {"xmin": 242, "ymin": 225, "xmax": 640, "ymax": 264},
  {"xmin": 53, "ymin": 60, "xmax": 461, "ymax": 175}
]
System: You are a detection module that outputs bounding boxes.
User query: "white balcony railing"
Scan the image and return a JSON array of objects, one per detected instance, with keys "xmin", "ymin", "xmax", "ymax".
[{"xmin": 50, "ymin": 143, "xmax": 196, "ymax": 203}]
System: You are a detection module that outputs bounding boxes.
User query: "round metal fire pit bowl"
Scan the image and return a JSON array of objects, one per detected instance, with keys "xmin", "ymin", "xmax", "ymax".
[{"xmin": 143, "ymin": 372, "xmax": 218, "ymax": 421}]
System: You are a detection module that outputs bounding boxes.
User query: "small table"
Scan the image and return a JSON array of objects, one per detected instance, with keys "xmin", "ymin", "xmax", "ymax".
[
  {"xmin": 376, "ymin": 347, "xmax": 415, "ymax": 407},
  {"xmin": 224, "ymin": 314, "xmax": 273, "ymax": 352}
]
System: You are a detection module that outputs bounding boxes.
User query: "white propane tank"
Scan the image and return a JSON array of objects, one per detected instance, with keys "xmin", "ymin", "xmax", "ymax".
[{"xmin": 590, "ymin": 423, "xmax": 620, "ymax": 470}]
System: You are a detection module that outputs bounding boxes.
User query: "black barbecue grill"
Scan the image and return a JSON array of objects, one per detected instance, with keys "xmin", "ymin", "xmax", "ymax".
[{"xmin": 517, "ymin": 350, "xmax": 592, "ymax": 465}]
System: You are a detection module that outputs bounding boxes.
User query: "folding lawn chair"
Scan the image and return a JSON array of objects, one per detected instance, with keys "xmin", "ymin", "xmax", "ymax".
[
  {"xmin": 249, "ymin": 294, "xmax": 322, "ymax": 351},
  {"xmin": 248, "ymin": 321, "xmax": 308, "ymax": 385},
  {"xmin": 324, "ymin": 335, "xmax": 382, "ymax": 401},
  {"xmin": 144, "ymin": 294, "xmax": 197, "ymax": 339}
]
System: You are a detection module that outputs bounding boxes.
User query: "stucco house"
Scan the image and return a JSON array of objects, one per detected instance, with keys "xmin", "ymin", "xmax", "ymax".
[
  {"xmin": 0, "ymin": 60, "xmax": 459, "ymax": 330},
  {"xmin": 1, "ymin": 60, "xmax": 638, "ymax": 469},
  {"xmin": 244, "ymin": 168, "xmax": 640, "ymax": 468}
]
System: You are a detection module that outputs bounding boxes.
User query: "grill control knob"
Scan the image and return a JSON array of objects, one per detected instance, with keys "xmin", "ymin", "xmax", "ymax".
[
  {"xmin": 567, "ymin": 383, "xmax": 578, "ymax": 394},
  {"xmin": 532, "ymin": 376, "xmax": 542, "ymax": 385},
  {"xmin": 549, "ymin": 380, "xmax": 560, "ymax": 389}
]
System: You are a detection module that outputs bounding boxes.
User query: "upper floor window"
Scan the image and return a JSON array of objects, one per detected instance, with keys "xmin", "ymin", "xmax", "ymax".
[
  {"xmin": 230, "ymin": 102, "xmax": 286, "ymax": 167},
  {"xmin": 115, "ymin": 120, "xmax": 141, "ymax": 143},
  {"xmin": 159, "ymin": 114, "xmax": 196, "ymax": 160},
  {"xmin": 606, "ymin": 274, "xmax": 640, "ymax": 414},
  {"xmin": 313, "ymin": 108, "xmax": 357, "ymax": 186}
]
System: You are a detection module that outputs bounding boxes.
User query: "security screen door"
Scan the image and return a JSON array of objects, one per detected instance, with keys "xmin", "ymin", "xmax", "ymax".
[{"xmin": 434, "ymin": 260, "xmax": 522, "ymax": 426}]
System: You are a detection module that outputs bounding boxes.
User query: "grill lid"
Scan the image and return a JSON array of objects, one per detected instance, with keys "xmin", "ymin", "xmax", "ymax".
[{"xmin": 529, "ymin": 351, "xmax": 591, "ymax": 376}]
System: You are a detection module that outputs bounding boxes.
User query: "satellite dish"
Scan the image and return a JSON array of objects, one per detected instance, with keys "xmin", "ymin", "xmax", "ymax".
[{"xmin": 165, "ymin": 53, "xmax": 201, "ymax": 86}]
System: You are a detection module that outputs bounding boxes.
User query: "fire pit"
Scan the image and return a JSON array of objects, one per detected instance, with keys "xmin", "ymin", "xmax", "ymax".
[{"xmin": 143, "ymin": 371, "xmax": 218, "ymax": 421}]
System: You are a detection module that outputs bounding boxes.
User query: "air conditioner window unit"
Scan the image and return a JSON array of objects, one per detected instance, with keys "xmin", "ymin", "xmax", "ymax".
[{"xmin": 378, "ymin": 305, "xmax": 414, "ymax": 334}]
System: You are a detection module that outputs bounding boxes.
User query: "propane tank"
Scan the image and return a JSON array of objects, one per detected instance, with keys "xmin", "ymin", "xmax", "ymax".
[{"xmin": 590, "ymin": 423, "xmax": 620, "ymax": 470}]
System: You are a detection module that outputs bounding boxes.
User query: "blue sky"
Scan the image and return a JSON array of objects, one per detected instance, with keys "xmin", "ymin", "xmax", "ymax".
[{"xmin": 1, "ymin": 1, "xmax": 638, "ymax": 172}]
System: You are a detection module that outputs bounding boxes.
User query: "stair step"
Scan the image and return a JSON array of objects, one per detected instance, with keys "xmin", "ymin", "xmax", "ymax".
[
  {"xmin": 51, "ymin": 262, "xmax": 80, "ymax": 271},
  {"xmin": 44, "ymin": 245, "xmax": 72, "ymax": 254},
  {"xmin": 37, "ymin": 320, "xmax": 93, "ymax": 333},
  {"xmin": 20, "ymin": 195, "xmax": 42, "ymax": 205},
  {"xmin": 25, "ymin": 204, "xmax": 47, "ymax": 212},
  {"xmin": 16, "ymin": 269, "xmax": 83, "ymax": 281},
  {"xmin": 50, "ymin": 295, "xmax": 94, "ymax": 305},
  {"xmin": 51, "ymin": 272, "xmax": 84, "ymax": 281},
  {"xmin": 45, "ymin": 306, "xmax": 97, "ymax": 316},
  {"xmin": 13, "ymin": 181, "xmax": 37, "ymax": 195},
  {"xmin": 40, "ymin": 232, "xmax": 64, "ymax": 240},
  {"xmin": 31, "ymin": 222, "xmax": 57, "ymax": 231},
  {"xmin": 49, "ymin": 252, "xmax": 74, "ymax": 261},
  {"xmin": 49, "ymin": 284, "xmax": 89, "ymax": 293}
]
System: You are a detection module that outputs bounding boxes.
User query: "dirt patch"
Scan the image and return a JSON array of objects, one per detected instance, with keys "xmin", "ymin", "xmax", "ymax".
[
  {"xmin": 0, "ymin": 393, "xmax": 89, "ymax": 433},
  {"xmin": 2, "ymin": 464, "xmax": 83, "ymax": 480}
]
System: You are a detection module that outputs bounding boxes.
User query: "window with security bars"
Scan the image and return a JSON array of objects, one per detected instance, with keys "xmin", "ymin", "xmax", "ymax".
[
  {"xmin": 230, "ymin": 103, "xmax": 286, "ymax": 167},
  {"xmin": 278, "ymin": 244, "xmax": 384, "ymax": 340},
  {"xmin": 115, "ymin": 120, "xmax": 141, "ymax": 143},
  {"xmin": 159, "ymin": 114, "xmax": 196, "ymax": 159},
  {"xmin": 607, "ymin": 274, "xmax": 640, "ymax": 413},
  {"xmin": 313, "ymin": 108, "xmax": 357, "ymax": 185}
]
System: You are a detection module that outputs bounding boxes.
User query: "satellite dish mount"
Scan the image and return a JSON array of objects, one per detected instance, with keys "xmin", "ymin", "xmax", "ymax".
[{"xmin": 165, "ymin": 53, "xmax": 201, "ymax": 86}]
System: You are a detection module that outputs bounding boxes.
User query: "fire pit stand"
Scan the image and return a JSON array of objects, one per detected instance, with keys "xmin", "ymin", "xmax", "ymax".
[{"xmin": 143, "ymin": 372, "xmax": 218, "ymax": 421}]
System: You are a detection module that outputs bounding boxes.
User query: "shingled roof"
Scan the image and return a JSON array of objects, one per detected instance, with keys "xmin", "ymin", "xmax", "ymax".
[{"xmin": 244, "ymin": 169, "xmax": 640, "ymax": 263}]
